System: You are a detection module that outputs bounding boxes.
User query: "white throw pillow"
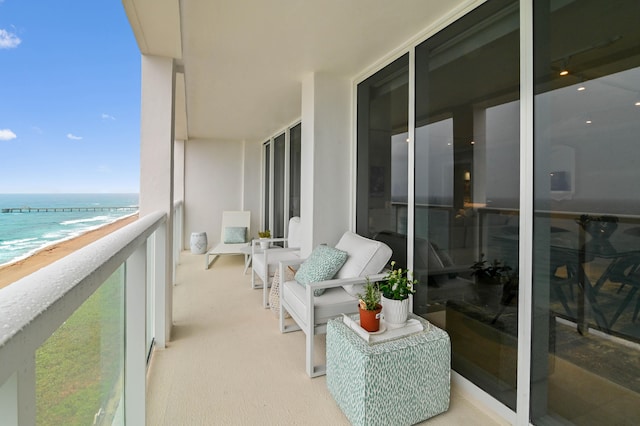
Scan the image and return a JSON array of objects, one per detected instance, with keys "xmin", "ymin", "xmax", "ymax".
[{"xmin": 334, "ymin": 231, "xmax": 392, "ymax": 296}]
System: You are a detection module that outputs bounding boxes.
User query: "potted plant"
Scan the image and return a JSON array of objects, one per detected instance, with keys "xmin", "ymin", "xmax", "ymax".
[
  {"xmin": 356, "ymin": 278, "xmax": 382, "ymax": 332},
  {"xmin": 470, "ymin": 254, "xmax": 517, "ymax": 307},
  {"xmin": 258, "ymin": 230, "xmax": 271, "ymax": 249},
  {"xmin": 378, "ymin": 261, "xmax": 417, "ymax": 326},
  {"xmin": 470, "ymin": 254, "xmax": 509, "ymax": 286}
]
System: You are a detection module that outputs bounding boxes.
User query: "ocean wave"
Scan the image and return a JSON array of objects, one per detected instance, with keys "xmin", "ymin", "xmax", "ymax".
[
  {"xmin": 1, "ymin": 237, "xmax": 39, "ymax": 246},
  {"xmin": 43, "ymin": 231, "xmax": 69, "ymax": 239},
  {"xmin": 60, "ymin": 216, "xmax": 110, "ymax": 225}
]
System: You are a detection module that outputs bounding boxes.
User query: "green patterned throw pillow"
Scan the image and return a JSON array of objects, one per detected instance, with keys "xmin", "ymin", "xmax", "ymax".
[
  {"xmin": 223, "ymin": 226, "xmax": 247, "ymax": 243},
  {"xmin": 295, "ymin": 245, "xmax": 348, "ymax": 296}
]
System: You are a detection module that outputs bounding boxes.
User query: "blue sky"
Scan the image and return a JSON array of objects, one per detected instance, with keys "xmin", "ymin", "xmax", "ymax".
[{"xmin": 0, "ymin": 0, "xmax": 140, "ymax": 193}]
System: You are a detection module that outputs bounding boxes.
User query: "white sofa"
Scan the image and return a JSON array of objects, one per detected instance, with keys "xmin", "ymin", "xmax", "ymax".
[{"xmin": 279, "ymin": 231, "xmax": 392, "ymax": 377}]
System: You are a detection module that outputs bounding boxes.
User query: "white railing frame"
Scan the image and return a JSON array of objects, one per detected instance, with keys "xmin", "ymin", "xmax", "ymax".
[{"xmin": 0, "ymin": 210, "xmax": 168, "ymax": 425}]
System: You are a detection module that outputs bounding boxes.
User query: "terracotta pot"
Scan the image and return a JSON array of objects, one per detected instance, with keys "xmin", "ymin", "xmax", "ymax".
[{"xmin": 359, "ymin": 304, "xmax": 382, "ymax": 332}]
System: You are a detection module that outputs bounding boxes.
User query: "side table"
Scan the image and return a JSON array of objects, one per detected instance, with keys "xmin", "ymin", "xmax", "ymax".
[{"xmin": 326, "ymin": 314, "xmax": 450, "ymax": 426}]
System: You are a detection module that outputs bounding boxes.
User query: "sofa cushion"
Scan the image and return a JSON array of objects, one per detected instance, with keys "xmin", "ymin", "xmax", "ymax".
[
  {"xmin": 282, "ymin": 280, "xmax": 358, "ymax": 325},
  {"xmin": 295, "ymin": 245, "xmax": 348, "ymax": 296},
  {"xmin": 334, "ymin": 231, "xmax": 392, "ymax": 296}
]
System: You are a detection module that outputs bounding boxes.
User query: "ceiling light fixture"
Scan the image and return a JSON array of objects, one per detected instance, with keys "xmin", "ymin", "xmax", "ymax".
[
  {"xmin": 559, "ymin": 58, "xmax": 570, "ymax": 76},
  {"xmin": 577, "ymin": 86, "xmax": 586, "ymax": 91}
]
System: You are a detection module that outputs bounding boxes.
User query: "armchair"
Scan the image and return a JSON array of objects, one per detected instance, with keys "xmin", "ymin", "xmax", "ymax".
[
  {"xmin": 279, "ymin": 231, "xmax": 392, "ymax": 377},
  {"xmin": 252, "ymin": 217, "xmax": 302, "ymax": 308}
]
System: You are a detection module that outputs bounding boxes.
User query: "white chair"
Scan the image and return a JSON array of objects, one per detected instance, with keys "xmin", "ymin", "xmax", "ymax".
[
  {"xmin": 252, "ymin": 217, "xmax": 302, "ymax": 308},
  {"xmin": 279, "ymin": 231, "xmax": 392, "ymax": 377},
  {"xmin": 205, "ymin": 211, "xmax": 251, "ymax": 269}
]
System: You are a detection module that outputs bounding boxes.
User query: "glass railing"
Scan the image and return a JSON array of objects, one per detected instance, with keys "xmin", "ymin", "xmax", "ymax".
[
  {"xmin": 0, "ymin": 208, "xmax": 173, "ymax": 425},
  {"xmin": 35, "ymin": 267, "xmax": 125, "ymax": 425}
]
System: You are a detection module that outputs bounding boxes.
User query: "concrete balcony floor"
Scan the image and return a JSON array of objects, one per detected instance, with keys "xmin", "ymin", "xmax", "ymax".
[{"xmin": 146, "ymin": 252, "xmax": 509, "ymax": 425}]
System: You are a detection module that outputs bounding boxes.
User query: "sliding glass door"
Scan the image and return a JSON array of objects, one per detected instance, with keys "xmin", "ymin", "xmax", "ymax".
[
  {"xmin": 414, "ymin": 0, "xmax": 520, "ymax": 410},
  {"xmin": 273, "ymin": 133, "xmax": 286, "ymax": 239},
  {"xmin": 262, "ymin": 123, "xmax": 301, "ymax": 237},
  {"xmin": 356, "ymin": 54, "xmax": 409, "ymax": 262},
  {"xmin": 531, "ymin": 0, "xmax": 640, "ymax": 423}
]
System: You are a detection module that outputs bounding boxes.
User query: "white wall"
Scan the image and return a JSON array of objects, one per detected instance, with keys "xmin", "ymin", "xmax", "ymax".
[
  {"xmin": 242, "ymin": 140, "xmax": 262, "ymax": 238},
  {"xmin": 300, "ymin": 72, "xmax": 351, "ymax": 255},
  {"xmin": 184, "ymin": 139, "xmax": 248, "ymax": 249},
  {"xmin": 174, "ymin": 139, "xmax": 185, "ymax": 204}
]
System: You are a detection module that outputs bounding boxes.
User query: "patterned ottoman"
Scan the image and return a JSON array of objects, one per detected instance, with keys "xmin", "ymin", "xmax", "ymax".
[{"xmin": 326, "ymin": 314, "xmax": 450, "ymax": 426}]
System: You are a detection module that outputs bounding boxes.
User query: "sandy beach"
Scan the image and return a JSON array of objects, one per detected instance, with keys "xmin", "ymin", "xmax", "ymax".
[{"xmin": 0, "ymin": 214, "xmax": 139, "ymax": 290}]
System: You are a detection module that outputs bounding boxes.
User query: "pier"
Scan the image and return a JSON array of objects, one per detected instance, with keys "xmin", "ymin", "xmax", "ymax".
[{"xmin": 1, "ymin": 206, "xmax": 139, "ymax": 213}]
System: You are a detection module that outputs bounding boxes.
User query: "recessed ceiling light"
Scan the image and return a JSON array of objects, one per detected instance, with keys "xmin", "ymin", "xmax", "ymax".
[
  {"xmin": 470, "ymin": 141, "xmax": 475, "ymax": 145},
  {"xmin": 560, "ymin": 70, "xmax": 569, "ymax": 76},
  {"xmin": 586, "ymin": 120, "xmax": 592, "ymax": 124},
  {"xmin": 635, "ymin": 101, "xmax": 640, "ymax": 106},
  {"xmin": 577, "ymin": 86, "xmax": 586, "ymax": 91}
]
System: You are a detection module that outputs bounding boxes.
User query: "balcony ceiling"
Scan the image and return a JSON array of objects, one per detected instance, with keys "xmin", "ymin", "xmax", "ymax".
[{"xmin": 123, "ymin": 0, "xmax": 473, "ymax": 142}]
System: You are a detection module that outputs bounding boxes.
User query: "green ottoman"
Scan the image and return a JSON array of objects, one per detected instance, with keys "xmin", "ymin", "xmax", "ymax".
[{"xmin": 326, "ymin": 314, "xmax": 450, "ymax": 426}]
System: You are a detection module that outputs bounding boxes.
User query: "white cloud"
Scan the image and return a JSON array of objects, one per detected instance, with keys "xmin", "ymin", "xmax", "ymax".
[
  {"xmin": 0, "ymin": 29, "xmax": 21, "ymax": 49},
  {"xmin": 101, "ymin": 113, "xmax": 116, "ymax": 120},
  {"xmin": 66, "ymin": 133, "xmax": 83, "ymax": 140},
  {"xmin": 0, "ymin": 129, "xmax": 17, "ymax": 141}
]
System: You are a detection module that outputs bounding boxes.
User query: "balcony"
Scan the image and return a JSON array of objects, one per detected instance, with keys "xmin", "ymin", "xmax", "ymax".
[
  {"xmin": 1, "ymin": 209, "xmax": 508, "ymax": 425},
  {"xmin": 148, "ymin": 252, "xmax": 508, "ymax": 425}
]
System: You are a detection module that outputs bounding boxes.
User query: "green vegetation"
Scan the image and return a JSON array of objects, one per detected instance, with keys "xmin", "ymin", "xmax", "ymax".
[{"xmin": 36, "ymin": 268, "xmax": 125, "ymax": 426}]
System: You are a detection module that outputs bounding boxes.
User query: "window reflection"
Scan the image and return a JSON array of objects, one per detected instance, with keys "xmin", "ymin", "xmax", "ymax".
[
  {"xmin": 414, "ymin": 0, "xmax": 520, "ymax": 410},
  {"xmin": 533, "ymin": 0, "xmax": 640, "ymax": 422},
  {"xmin": 356, "ymin": 54, "xmax": 409, "ymax": 256}
]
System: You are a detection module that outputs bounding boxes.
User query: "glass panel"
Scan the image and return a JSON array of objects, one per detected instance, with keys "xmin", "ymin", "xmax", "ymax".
[
  {"xmin": 263, "ymin": 142, "xmax": 270, "ymax": 230},
  {"xmin": 356, "ymin": 54, "xmax": 409, "ymax": 256},
  {"xmin": 36, "ymin": 267, "xmax": 125, "ymax": 425},
  {"xmin": 532, "ymin": 0, "xmax": 640, "ymax": 423},
  {"xmin": 289, "ymin": 123, "xmax": 301, "ymax": 219},
  {"xmin": 273, "ymin": 133, "xmax": 286, "ymax": 238},
  {"xmin": 414, "ymin": 0, "xmax": 520, "ymax": 410}
]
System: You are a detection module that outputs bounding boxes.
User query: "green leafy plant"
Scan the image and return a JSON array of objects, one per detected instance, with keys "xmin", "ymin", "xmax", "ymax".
[
  {"xmin": 378, "ymin": 261, "xmax": 417, "ymax": 300},
  {"xmin": 258, "ymin": 230, "xmax": 271, "ymax": 238},
  {"xmin": 470, "ymin": 253, "xmax": 512, "ymax": 285},
  {"xmin": 356, "ymin": 278, "xmax": 381, "ymax": 310}
]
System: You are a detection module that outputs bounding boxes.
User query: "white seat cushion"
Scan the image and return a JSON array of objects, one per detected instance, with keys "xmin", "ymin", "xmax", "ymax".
[
  {"xmin": 253, "ymin": 249, "xmax": 300, "ymax": 280},
  {"xmin": 282, "ymin": 280, "xmax": 358, "ymax": 325},
  {"xmin": 208, "ymin": 242, "xmax": 249, "ymax": 255},
  {"xmin": 334, "ymin": 231, "xmax": 392, "ymax": 296}
]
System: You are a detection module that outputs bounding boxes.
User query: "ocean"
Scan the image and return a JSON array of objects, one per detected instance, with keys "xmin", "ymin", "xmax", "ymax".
[{"xmin": 0, "ymin": 193, "xmax": 139, "ymax": 266}]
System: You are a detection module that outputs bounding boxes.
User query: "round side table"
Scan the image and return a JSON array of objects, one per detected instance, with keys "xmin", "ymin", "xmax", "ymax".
[{"xmin": 190, "ymin": 232, "xmax": 208, "ymax": 254}]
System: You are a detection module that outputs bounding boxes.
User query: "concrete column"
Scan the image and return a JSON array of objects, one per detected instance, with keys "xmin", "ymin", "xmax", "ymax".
[
  {"xmin": 300, "ymin": 73, "xmax": 351, "ymax": 255},
  {"xmin": 139, "ymin": 54, "xmax": 175, "ymax": 342}
]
